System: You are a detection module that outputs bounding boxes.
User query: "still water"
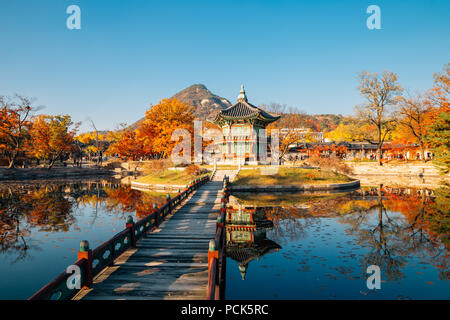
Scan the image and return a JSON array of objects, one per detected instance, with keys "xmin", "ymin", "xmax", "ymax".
[
  {"xmin": 225, "ymin": 187, "xmax": 449, "ymax": 299},
  {"xmin": 0, "ymin": 180, "xmax": 448, "ymax": 300},
  {"xmin": 0, "ymin": 179, "xmax": 167, "ymax": 300}
]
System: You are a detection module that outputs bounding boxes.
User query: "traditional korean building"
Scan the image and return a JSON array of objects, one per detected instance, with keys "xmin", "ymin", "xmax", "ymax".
[{"xmin": 212, "ymin": 85, "xmax": 280, "ymax": 164}]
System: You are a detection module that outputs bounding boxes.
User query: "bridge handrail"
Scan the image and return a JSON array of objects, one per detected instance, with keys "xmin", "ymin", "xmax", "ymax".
[
  {"xmin": 206, "ymin": 176, "xmax": 229, "ymax": 300},
  {"xmin": 29, "ymin": 175, "xmax": 210, "ymax": 300}
]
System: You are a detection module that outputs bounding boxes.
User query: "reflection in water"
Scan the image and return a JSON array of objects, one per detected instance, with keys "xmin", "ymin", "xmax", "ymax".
[
  {"xmin": 0, "ymin": 180, "xmax": 167, "ymax": 299},
  {"xmin": 225, "ymin": 207, "xmax": 281, "ymax": 280},
  {"xmin": 227, "ymin": 185, "xmax": 449, "ymax": 299}
]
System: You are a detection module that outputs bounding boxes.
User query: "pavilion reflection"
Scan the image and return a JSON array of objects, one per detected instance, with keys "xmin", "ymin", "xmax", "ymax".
[{"xmin": 225, "ymin": 205, "xmax": 282, "ymax": 280}]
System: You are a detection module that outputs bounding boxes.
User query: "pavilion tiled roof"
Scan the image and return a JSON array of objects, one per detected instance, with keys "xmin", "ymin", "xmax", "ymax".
[
  {"xmin": 226, "ymin": 239, "xmax": 281, "ymax": 265},
  {"xmin": 213, "ymin": 85, "xmax": 280, "ymax": 124},
  {"xmin": 219, "ymin": 101, "xmax": 279, "ymax": 120}
]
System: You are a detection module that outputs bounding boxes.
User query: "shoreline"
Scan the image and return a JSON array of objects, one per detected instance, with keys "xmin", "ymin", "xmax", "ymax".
[
  {"xmin": 230, "ymin": 180, "xmax": 360, "ymax": 192},
  {"xmin": 0, "ymin": 167, "xmax": 115, "ymax": 181}
]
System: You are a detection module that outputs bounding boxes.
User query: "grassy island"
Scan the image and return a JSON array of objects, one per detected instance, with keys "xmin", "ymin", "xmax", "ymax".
[
  {"xmin": 232, "ymin": 168, "xmax": 353, "ymax": 187},
  {"xmin": 135, "ymin": 168, "xmax": 209, "ymax": 186}
]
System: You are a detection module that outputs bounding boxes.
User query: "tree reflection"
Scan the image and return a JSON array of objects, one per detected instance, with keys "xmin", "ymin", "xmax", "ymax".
[
  {"xmin": 260, "ymin": 206, "xmax": 314, "ymax": 244},
  {"xmin": 337, "ymin": 185, "xmax": 448, "ymax": 281},
  {"xmin": 232, "ymin": 185, "xmax": 449, "ymax": 281},
  {"xmin": 337, "ymin": 186, "xmax": 408, "ymax": 281},
  {"xmin": 0, "ymin": 180, "xmax": 166, "ymax": 263}
]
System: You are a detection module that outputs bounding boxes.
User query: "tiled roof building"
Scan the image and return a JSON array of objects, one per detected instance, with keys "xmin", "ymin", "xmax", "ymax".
[{"xmin": 212, "ymin": 85, "xmax": 280, "ymax": 164}]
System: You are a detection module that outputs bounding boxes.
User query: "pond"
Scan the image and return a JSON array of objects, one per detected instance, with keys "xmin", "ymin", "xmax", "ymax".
[
  {"xmin": 225, "ymin": 186, "xmax": 449, "ymax": 299},
  {"xmin": 0, "ymin": 180, "xmax": 448, "ymax": 300},
  {"xmin": 0, "ymin": 179, "xmax": 168, "ymax": 300}
]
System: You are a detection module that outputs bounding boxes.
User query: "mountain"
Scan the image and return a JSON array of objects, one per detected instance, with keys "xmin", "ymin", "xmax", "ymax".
[
  {"xmin": 172, "ymin": 84, "xmax": 232, "ymax": 120},
  {"xmin": 128, "ymin": 84, "xmax": 231, "ymax": 130}
]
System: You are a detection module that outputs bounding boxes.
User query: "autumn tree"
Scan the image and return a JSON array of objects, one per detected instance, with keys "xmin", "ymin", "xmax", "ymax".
[
  {"xmin": 425, "ymin": 112, "xmax": 450, "ymax": 173},
  {"xmin": 427, "ymin": 63, "xmax": 449, "ymax": 109},
  {"xmin": 29, "ymin": 115, "xmax": 79, "ymax": 169},
  {"xmin": 0, "ymin": 95, "xmax": 36, "ymax": 168},
  {"xmin": 424, "ymin": 64, "xmax": 450, "ymax": 172},
  {"xmin": 136, "ymin": 98, "xmax": 195, "ymax": 158},
  {"xmin": 108, "ymin": 129, "xmax": 144, "ymax": 160},
  {"xmin": 325, "ymin": 117, "xmax": 371, "ymax": 142},
  {"xmin": 355, "ymin": 71, "xmax": 403, "ymax": 165},
  {"xmin": 394, "ymin": 93, "xmax": 434, "ymax": 161},
  {"xmin": 76, "ymin": 130, "xmax": 111, "ymax": 162}
]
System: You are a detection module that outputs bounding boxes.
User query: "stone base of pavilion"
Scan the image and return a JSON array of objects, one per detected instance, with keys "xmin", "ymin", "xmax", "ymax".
[
  {"xmin": 211, "ymin": 156, "xmax": 275, "ymax": 166},
  {"xmin": 230, "ymin": 180, "xmax": 360, "ymax": 192},
  {"xmin": 215, "ymin": 160, "xmax": 260, "ymax": 165}
]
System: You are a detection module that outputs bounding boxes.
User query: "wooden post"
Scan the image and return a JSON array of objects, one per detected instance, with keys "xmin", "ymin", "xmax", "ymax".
[
  {"xmin": 207, "ymin": 239, "xmax": 219, "ymax": 299},
  {"xmin": 78, "ymin": 240, "xmax": 93, "ymax": 288},
  {"xmin": 166, "ymin": 194, "xmax": 171, "ymax": 213},
  {"xmin": 153, "ymin": 203, "xmax": 159, "ymax": 226},
  {"xmin": 216, "ymin": 216, "xmax": 224, "ymax": 232},
  {"xmin": 220, "ymin": 201, "xmax": 227, "ymax": 222},
  {"xmin": 126, "ymin": 216, "xmax": 136, "ymax": 247},
  {"xmin": 221, "ymin": 193, "xmax": 227, "ymax": 205}
]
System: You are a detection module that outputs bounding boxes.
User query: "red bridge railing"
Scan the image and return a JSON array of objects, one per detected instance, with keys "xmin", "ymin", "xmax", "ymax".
[
  {"xmin": 28, "ymin": 175, "xmax": 210, "ymax": 300},
  {"xmin": 206, "ymin": 176, "xmax": 229, "ymax": 300}
]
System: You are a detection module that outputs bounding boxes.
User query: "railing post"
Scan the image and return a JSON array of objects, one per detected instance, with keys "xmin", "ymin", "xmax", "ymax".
[
  {"xmin": 220, "ymin": 202, "xmax": 226, "ymax": 222},
  {"xmin": 207, "ymin": 239, "xmax": 219, "ymax": 299},
  {"xmin": 221, "ymin": 193, "xmax": 227, "ymax": 205},
  {"xmin": 208, "ymin": 239, "xmax": 218, "ymax": 268},
  {"xmin": 166, "ymin": 194, "xmax": 171, "ymax": 213},
  {"xmin": 78, "ymin": 240, "xmax": 93, "ymax": 288},
  {"xmin": 216, "ymin": 216, "xmax": 224, "ymax": 232},
  {"xmin": 153, "ymin": 203, "xmax": 159, "ymax": 226},
  {"xmin": 126, "ymin": 216, "xmax": 136, "ymax": 247}
]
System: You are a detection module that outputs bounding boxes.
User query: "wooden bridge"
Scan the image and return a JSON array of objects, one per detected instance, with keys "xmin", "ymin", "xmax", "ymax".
[{"xmin": 29, "ymin": 171, "xmax": 234, "ymax": 300}]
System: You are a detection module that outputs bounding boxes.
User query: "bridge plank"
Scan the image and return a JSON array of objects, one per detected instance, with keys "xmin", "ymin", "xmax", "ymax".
[{"xmin": 76, "ymin": 179, "xmax": 225, "ymax": 300}]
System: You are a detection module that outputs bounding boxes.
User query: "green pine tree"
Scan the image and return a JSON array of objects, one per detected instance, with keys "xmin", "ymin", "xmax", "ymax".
[{"xmin": 426, "ymin": 111, "xmax": 450, "ymax": 174}]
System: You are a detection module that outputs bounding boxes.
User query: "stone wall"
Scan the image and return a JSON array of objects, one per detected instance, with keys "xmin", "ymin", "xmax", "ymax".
[
  {"xmin": 231, "ymin": 180, "xmax": 360, "ymax": 192},
  {"xmin": 0, "ymin": 167, "xmax": 114, "ymax": 181},
  {"xmin": 346, "ymin": 162, "xmax": 443, "ymax": 177}
]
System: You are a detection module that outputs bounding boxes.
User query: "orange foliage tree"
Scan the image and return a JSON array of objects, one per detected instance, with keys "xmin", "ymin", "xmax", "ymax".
[
  {"xmin": 393, "ymin": 94, "xmax": 435, "ymax": 161},
  {"xmin": 28, "ymin": 115, "xmax": 79, "ymax": 168},
  {"xmin": 0, "ymin": 95, "xmax": 34, "ymax": 168},
  {"xmin": 107, "ymin": 130, "xmax": 145, "ymax": 160},
  {"xmin": 136, "ymin": 98, "xmax": 195, "ymax": 158}
]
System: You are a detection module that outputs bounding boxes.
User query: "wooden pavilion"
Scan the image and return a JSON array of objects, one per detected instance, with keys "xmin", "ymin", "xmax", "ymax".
[{"xmin": 212, "ymin": 85, "xmax": 280, "ymax": 165}]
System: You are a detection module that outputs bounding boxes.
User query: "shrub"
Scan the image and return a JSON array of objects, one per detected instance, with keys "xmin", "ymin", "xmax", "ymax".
[
  {"xmin": 306, "ymin": 173, "xmax": 316, "ymax": 181},
  {"xmin": 308, "ymin": 155, "xmax": 353, "ymax": 175},
  {"xmin": 144, "ymin": 159, "xmax": 171, "ymax": 174},
  {"xmin": 185, "ymin": 164, "xmax": 201, "ymax": 177}
]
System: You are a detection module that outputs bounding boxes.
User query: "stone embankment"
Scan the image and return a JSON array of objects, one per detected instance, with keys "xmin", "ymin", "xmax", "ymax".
[
  {"xmin": 0, "ymin": 167, "xmax": 114, "ymax": 181},
  {"xmin": 346, "ymin": 162, "xmax": 449, "ymax": 188},
  {"xmin": 231, "ymin": 180, "xmax": 360, "ymax": 192},
  {"xmin": 346, "ymin": 162, "xmax": 443, "ymax": 176}
]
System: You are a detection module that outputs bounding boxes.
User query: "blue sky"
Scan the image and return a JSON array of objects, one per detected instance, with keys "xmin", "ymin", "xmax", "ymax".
[{"xmin": 1, "ymin": 0, "xmax": 449, "ymax": 131}]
